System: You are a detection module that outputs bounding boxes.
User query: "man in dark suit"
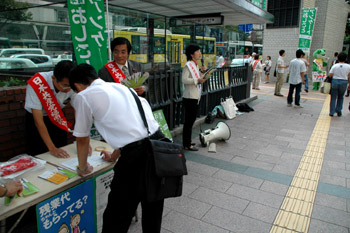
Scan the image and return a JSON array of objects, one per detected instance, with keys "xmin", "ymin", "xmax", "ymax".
[{"xmin": 98, "ymin": 37, "xmax": 146, "ymax": 95}]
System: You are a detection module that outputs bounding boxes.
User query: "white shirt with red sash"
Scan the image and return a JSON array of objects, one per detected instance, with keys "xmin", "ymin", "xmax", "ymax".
[
  {"xmin": 25, "ymin": 71, "xmax": 76, "ymax": 131},
  {"xmin": 184, "ymin": 60, "xmax": 202, "ymax": 102}
]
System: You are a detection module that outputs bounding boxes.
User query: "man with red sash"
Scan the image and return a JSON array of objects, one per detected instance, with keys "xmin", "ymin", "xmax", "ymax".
[
  {"xmin": 25, "ymin": 61, "xmax": 76, "ymax": 157},
  {"xmin": 98, "ymin": 37, "xmax": 146, "ymax": 96}
]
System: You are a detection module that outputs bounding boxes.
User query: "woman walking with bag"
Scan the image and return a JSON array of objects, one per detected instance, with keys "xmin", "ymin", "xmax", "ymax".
[
  {"xmin": 329, "ymin": 52, "xmax": 350, "ymax": 117},
  {"xmin": 182, "ymin": 44, "xmax": 208, "ymax": 151}
]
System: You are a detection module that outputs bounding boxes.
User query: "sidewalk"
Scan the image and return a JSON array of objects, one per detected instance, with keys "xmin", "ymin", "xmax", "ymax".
[{"xmin": 129, "ymin": 81, "xmax": 350, "ymax": 233}]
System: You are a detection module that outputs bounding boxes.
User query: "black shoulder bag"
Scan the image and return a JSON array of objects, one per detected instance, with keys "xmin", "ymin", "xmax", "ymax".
[{"xmin": 128, "ymin": 89, "xmax": 187, "ymax": 201}]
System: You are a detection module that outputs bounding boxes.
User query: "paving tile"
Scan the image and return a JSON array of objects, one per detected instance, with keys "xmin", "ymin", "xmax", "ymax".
[
  {"xmin": 182, "ymin": 181, "xmax": 199, "ymax": 196},
  {"xmin": 186, "ymin": 161, "xmax": 220, "ymax": 177},
  {"xmin": 242, "ymin": 202, "xmax": 279, "ymax": 224},
  {"xmin": 164, "ymin": 196, "xmax": 212, "ymax": 220},
  {"xmin": 260, "ymin": 180, "xmax": 289, "ymax": 196},
  {"xmin": 231, "ymin": 156, "xmax": 274, "ymax": 171},
  {"xmin": 311, "ymin": 204, "xmax": 350, "ymax": 228},
  {"xmin": 308, "ymin": 219, "xmax": 349, "ymax": 233},
  {"xmin": 226, "ymin": 183, "xmax": 284, "ymax": 209},
  {"xmin": 314, "ymin": 192, "xmax": 347, "ymax": 212},
  {"xmin": 272, "ymin": 164, "xmax": 298, "ymax": 177},
  {"xmin": 230, "ymin": 148, "xmax": 260, "ymax": 160},
  {"xmin": 319, "ymin": 174, "xmax": 347, "ymax": 187},
  {"xmin": 189, "ymin": 187, "xmax": 249, "ymax": 214},
  {"xmin": 202, "ymin": 206, "xmax": 271, "ymax": 233},
  {"xmin": 322, "ymin": 160, "xmax": 346, "ymax": 170},
  {"xmin": 184, "ymin": 171, "xmax": 232, "ymax": 193},
  {"xmin": 255, "ymin": 144, "xmax": 284, "ymax": 157},
  {"xmin": 162, "ymin": 210, "xmax": 230, "ymax": 233},
  {"xmin": 213, "ymin": 169, "xmax": 263, "ymax": 189}
]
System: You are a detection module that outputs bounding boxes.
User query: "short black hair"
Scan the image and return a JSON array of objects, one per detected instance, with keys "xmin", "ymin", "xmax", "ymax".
[
  {"xmin": 69, "ymin": 63, "xmax": 98, "ymax": 92},
  {"xmin": 279, "ymin": 50, "xmax": 285, "ymax": 56},
  {"xmin": 267, "ymin": 56, "xmax": 271, "ymax": 59},
  {"xmin": 296, "ymin": 49, "xmax": 304, "ymax": 58},
  {"xmin": 334, "ymin": 52, "xmax": 339, "ymax": 56},
  {"xmin": 54, "ymin": 60, "xmax": 75, "ymax": 82},
  {"xmin": 185, "ymin": 44, "xmax": 200, "ymax": 61},
  {"xmin": 111, "ymin": 37, "xmax": 132, "ymax": 54},
  {"xmin": 338, "ymin": 52, "xmax": 347, "ymax": 62},
  {"xmin": 254, "ymin": 54, "xmax": 259, "ymax": 59},
  {"xmin": 218, "ymin": 51, "xmax": 223, "ymax": 56}
]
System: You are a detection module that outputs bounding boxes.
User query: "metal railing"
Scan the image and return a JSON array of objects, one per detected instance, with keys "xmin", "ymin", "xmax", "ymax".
[{"xmin": 146, "ymin": 64, "xmax": 251, "ymax": 130}]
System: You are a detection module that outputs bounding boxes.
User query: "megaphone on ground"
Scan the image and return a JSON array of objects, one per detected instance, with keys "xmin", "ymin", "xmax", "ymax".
[{"xmin": 199, "ymin": 122, "xmax": 231, "ymax": 147}]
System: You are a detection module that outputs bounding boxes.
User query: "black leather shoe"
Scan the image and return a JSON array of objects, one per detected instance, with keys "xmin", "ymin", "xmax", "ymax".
[
  {"xmin": 337, "ymin": 112, "xmax": 342, "ymax": 117},
  {"xmin": 184, "ymin": 146, "xmax": 199, "ymax": 151}
]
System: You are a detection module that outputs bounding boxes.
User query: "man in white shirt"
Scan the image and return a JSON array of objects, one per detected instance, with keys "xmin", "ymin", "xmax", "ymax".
[
  {"xmin": 69, "ymin": 63, "xmax": 164, "ymax": 233},
  {"xmin": 24, "ymin": 61, "xmax": 76, "ymax": 157},
  {"xmin": 274, "ymin": 50, "xmax": 289, "ymax": 97},
  {"xmin": 287, "ymin": 49, "xmax": 306, "ymax": 108}
]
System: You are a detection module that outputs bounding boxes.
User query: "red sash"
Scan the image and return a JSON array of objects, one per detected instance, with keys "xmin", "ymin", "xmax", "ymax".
[
  {"xmin": 104, "ymin": 61, "xmax": 126, "ymax": 83},
  {"xmin": 186, "ymin": 61, "xmax": 200, "ymax": 79},
  {"xmin": 27, "ymin": 73, "xmax": 72, "ymax": 132},
  {"xmin": 252, "ymin": 60, "xmax": 259, "ymax": 71}
]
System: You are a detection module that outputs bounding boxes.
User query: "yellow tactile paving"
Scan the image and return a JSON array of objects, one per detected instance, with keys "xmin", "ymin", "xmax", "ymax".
[{"xmin": 270, "ymin": 95, "xmax": 331, "ymax": 233}]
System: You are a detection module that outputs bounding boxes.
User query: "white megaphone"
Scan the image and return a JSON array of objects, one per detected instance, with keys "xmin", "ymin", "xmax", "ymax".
[{"xmin": 199, "ymin": 122, "xmax": 231, "ymax": 147}]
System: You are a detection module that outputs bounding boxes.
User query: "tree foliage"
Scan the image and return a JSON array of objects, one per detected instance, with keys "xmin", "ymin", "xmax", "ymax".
[{"xmin": 0, "ymin": 0, "xmax": 32, "ymax": 30}]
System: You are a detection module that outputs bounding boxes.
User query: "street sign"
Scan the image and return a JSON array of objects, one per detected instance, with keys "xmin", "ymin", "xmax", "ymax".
[
  {"xmin": 238, "ymin": 24, "xmax": 253, "ymax": 35},
  {"xmin": 169, "ymin": 14, "xmax": 223, "ymax": 26}
]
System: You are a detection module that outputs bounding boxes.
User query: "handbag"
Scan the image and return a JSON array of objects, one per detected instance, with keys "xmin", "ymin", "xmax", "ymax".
[
  {"xmin": 221, "ymin": 97, "xmax": 236, "ymax": 120},
  {"xmin": 322, "ymin": 76, "xmax": 332, "ymax": 94},
  {"xmin": 273, "ymin": 65, "xmax": 277, "ymax": 77},
  {"xmin": 128, "ymin": 88, "xmax": 187, "ymax": 201}
]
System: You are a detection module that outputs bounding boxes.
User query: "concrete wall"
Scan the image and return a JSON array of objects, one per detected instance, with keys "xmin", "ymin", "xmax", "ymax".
[{"xmin": 262, "ymin": 0, "xmax": 350, "ymax": 81}]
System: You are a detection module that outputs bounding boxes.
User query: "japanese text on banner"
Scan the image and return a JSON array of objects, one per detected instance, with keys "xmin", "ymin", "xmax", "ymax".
[{"xmin": 68, "ymin": 0, "xmax": 108, "ymax": 72}]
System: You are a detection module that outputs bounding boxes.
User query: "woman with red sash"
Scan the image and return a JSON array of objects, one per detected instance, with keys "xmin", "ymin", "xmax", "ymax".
[{"xmin": 182, "ymin": 44, "xmax": 208, "ymax": 151}]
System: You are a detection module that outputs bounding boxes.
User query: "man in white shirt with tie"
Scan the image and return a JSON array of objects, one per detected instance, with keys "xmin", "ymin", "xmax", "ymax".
[{"xmin": 98, "ymin": 37, "xmax": 146, "ymax": 95}]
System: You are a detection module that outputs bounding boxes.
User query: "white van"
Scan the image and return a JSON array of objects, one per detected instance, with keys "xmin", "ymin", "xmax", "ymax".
[{"xmin": 0, "ymin": 48, "xmax": 45, "ymax": 58}]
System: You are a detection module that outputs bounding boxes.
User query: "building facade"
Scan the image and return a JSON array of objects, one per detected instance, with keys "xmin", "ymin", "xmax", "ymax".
[{"xmin": 263, "ymin": 0, "xmax": 350, "ymax": 79}]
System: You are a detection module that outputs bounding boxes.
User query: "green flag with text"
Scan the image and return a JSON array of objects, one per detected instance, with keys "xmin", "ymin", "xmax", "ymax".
[
  {"xmin": 68, "ymin": 0, "xmax": 108, "ymax": 72},
  {"xmin": 298, "ymin": 8, "xmax": 317, "ymax": 53}
]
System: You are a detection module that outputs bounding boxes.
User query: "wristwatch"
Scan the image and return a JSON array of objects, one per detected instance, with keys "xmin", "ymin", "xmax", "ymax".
[{"xmin": 0, "ymin": 184, "xmax": 8, "ymax": 197}]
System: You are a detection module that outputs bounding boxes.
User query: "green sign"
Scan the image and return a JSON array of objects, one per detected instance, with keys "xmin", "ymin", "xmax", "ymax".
[
  {"xmin": 68, "ymin": 0, "xmax": 108, "ymax": 72},
  {"xmin": 298, "ymin": 8, "xmax": 317, "ymax": 53},
  {"xmin": 153, "ymin": 110, "xmax": 172, "ymax": 140}
]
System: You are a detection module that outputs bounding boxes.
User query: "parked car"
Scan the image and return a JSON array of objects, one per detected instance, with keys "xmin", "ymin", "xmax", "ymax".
[
  {"xmin": 0, "ymin": 48, "xmax": 45, "ymax": 57},
  {"xmin": 0, "ymin": 58, "xmax": 38, "ymax": 69},
  {"xmin": 230, "ymin": 58, "xmax": 250, "ymax": 67},
  {"xmin": 52, "ymin": 54, "xmax": 73, "ymax": 64},
  {"xmin": 11, "ymin": 54, "xmax": 54, "ymax": 68}
]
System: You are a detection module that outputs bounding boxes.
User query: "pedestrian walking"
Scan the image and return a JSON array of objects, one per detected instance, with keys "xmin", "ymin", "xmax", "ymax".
[{"xmin": 287, "ymin": 49, "xmax": 306, "ymax": 108}]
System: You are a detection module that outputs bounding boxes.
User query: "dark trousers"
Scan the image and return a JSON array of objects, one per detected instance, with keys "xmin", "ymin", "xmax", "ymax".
[
  {"xmin": 182, "ymin": 98, "xmax": 198, "ymax": 147},
  {"xmin": 25, "ymin": 111, "xmax": 67, "ymax": 156},
  {"xmin": 287, "ymin": 83, "xmax": 302, "ymax": 106},
  {"xmin": 102, "ymin": 139, "xmax": 164, "ymax": 233}
]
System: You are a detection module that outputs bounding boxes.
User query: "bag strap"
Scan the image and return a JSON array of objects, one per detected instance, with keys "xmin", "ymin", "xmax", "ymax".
[{"xmin": 128, "ymin": 88, "xmax": 151, "ymax": 136}]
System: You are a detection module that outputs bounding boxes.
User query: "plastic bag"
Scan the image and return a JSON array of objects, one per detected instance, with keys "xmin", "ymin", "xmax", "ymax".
[
  {"xmin": 221, "ymin": 97, "xmax": 236, "ymax": 119},
  {"xmin": 0, "ymin": 155, "xmax": 46, "ymax": 181}
]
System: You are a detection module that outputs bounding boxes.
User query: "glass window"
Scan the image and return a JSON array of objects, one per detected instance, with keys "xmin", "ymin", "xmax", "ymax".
[{"xmin": 267, "ymin": 0, "xmax": 300, "ymax": 28}]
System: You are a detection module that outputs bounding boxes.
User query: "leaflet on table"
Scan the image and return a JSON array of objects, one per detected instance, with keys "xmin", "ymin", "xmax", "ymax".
[
  {"xmin": 4, "ymin": 178, "xmax": 39, "ymax": 205},
  {"xmin": 203, "ymin": 67, "xmax": 217, "ymax": 79},
  {"xmin": 39, "ymin": 170, "xmax": 69, "ymax": 184},
  {"xmin": 0, "ymin": 155, "xmax": 46, "ymax": 181},
  {"xmin": 59, "ymin": 152, "xmax": 108, "ymax": 171},
  {"xmin": 121, "ymin": 72, "xmax": 149, "ymax": 88}
]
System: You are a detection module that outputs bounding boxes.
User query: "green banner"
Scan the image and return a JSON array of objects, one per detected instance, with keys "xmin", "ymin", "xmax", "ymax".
[
  {"xmin": 68, "ymin": 0, "xmax": 108, "ymax": 72},
  {"xmin": 298, "ymin": 8, "xmax": 317, "ymax": 53},
  {"xmin": 153, "ymin": 110, "xmax": 172, "ymax": 141}
]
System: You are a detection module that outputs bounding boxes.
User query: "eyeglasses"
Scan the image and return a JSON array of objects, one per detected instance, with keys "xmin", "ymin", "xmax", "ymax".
[{"xmin": 57, "ymin": 82, "xmax": 71, "ymax": 90}]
